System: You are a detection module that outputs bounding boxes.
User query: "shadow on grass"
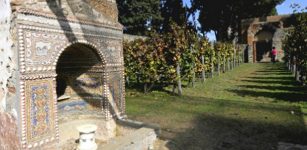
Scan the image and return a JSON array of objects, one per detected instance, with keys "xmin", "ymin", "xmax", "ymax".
[
  {"xmin": 240, "ymin": 79, "xmax": 296, "ymax": 86},
  {"xmin": 244, "ymin": 76, "xmax": 295, "ymax": 81},
  {"xmin": 230, "ymin": 63, "xmax": 307, "ymax": 103},
  {"xmin": 237, "ymin": 85, "xmax": 304, "ymax": 92},
  {"xmin": 252, "ymin": 72, "xmax": 293, "ymax": 76},
  {"xmin": 165, "ymin": 109, "xmax": 306, "ymax": 150},
  {"xmin": 162, "ymin": 97, "xmax": 306, "ymax": 150},
  {"xmin": 255, "ymin": 70, "xmax": 290, "ymax": 73},
  {"xmin": 228, "ymin": 89, "xmax": 307, "ymax": 102},
  {"xmin": 127, "ymin": 95, "xmax": 307, "ymax": 150},
  {"xmin": 177, "ymin": 96, "xmax": 302, "ymax": 112}
]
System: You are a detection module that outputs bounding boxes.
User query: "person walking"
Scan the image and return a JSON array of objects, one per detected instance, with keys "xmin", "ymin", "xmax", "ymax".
[{"xmin": 271, "ymin": 47, "xmax": 277, "ymax": 63}]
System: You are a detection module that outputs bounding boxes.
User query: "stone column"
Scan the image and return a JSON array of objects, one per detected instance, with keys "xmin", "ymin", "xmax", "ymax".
[
  {"xmin": 272, "ymin": 29, "xmax": 285, "ymax": 61},
  {"xmin": 247, "ymin": 28, "xmax": 254, "ymax": 63}
]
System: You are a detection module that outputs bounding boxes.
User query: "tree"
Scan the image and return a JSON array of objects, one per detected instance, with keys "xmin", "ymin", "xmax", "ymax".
[
  {"xmin": 283, "ymin": 9, "xmax": 307, "ymax": 84},
  {"xmin": 161, "ymin": 0, "xmax": 188, "ymax": 32},
  {"xmin": 191, "ymin": 0, "xmax": 285, "ymax": 41},
  {"xmin": 117, "ymin": 0, "xmax": 163, "ymax": 35}
]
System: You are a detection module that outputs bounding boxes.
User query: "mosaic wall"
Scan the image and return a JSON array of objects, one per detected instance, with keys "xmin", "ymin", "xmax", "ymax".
[
  {"xmin": 57, "ymin": 73, "xmax": 104, "ymax": 112},
  {"xmin": 17, "ymin": 16, "xmax": 124, "ymax": 149},
  {"xmin": 0, "ymin": 0, "xmax": 125, "ymax": 148},
  {"xmin": 107, "ymin": 71, "xmax": 125, "ymax": 116},
  {"xmin": 88, "ymin": 0, "xmax": 118, "ymax": 22},
  {"xmin": 19, "ymin": 26, "xmax": 122, "ymax": 73},
  {"xmin": 24, "ymin": 79, "xmax": 55, "ymax": 143}
]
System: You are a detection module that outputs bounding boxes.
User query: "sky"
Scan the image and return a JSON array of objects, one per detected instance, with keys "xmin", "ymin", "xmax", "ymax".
[{"xmin": 182, "ymin": 0, "xmax": 307, "ymax": 41}]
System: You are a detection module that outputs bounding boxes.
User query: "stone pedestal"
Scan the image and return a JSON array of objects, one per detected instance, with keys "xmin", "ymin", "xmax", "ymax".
[{"xmin": 77, "ymin": 124, "xmax": 98, "ymax": 150}]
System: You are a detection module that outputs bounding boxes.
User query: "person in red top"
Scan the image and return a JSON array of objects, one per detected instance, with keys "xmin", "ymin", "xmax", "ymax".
[{"xmin": 271, "ymin": 47, "xmax": 277, "ymax": 63}]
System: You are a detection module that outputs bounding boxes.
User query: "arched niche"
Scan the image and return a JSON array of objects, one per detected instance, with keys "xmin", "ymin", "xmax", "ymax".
[
  {"xmin": 56, "ymin": 43, "xmax": 106, "ymax": 117},
  {"xmin": 55, "ymin": 42, "xmax": 113, "ymax": 145},
  {"xmin": 17, "ymin": 25, "xmax": 123, "ymax": 148}
]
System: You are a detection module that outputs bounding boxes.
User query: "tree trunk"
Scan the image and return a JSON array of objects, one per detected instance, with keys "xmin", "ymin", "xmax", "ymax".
[
  {"xmin": 227, "ymin": 58, "xmax": 230, "ymax": 71},
  {"xmin": 242, "ymin": 49, "xmax": 245, "ymax": 63},
  {"xmin": 211, "ymin": 62, "xmax": 214, "ymax": 78},
  {"xmin": 192, "ymin": 71, "xmax": 195, "ymax": 88},
  {"xmin": 293, "ymin": 64, "xmax": 296, "ymax": 75},
  {"xmin": 241, "ymin": 48, "xmax": 244, "ymax": 64},
  {"xmin": 137, "ymin": 74, "xmax": 140, "ymax": 84},
  {"xmin": 147, "ymin": 83, "xmax": 155, "ymax": 93},
  {"xmin": 223, "ymin": 56, "xmax": 226, "ymax": 73},
  {"xmin": 201, "ymin": 55, "xmax": 206, "ymax": 82},
  {"xmin": 144, "ymin": 83, "xmax": 148, "ymax": 93},
  {"xmin": 290, "ymin": 56, "xmax": 294, "ymax": 72},
  {"xmin": 217, "ymin": 56, "xmax": 221, "ymax": 76},
  {"xmin": 287, "ymin": 61, "xmax": 291, "ymax": 71},
  {"xmin": 176, "ymin": 63, "xmax": 182, "ymax": 96},
  {"xmin": 293, "ymin": 56, "xmax": 296, "ymax": 75},
  {"xmin": 125, "ymin": 76, "xmax": 130, "ymax": 86},
  {"xmin": 191, "ymin": 63, "xmax": 195, "ymax": 87},
  {"xmin": 296, "ymin": 70, "xmax": 300, "ymax": 82},
  {"xmin": 172, "ymin": 83, "xmax": 176, "ymax": 94},
  {"xmin": 233, "ymin": 55, "xmax": 235, "ymax": 68},
  {"xmin": 302, "ymin": 74, "xmax": 306, "ymax": 86},
  {"xmin": 296, "ymin": 66, "xmax": 300, "ymax": 82}
]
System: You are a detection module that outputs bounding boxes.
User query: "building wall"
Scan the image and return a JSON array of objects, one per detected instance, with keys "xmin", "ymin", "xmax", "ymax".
[
  {"xmin": 1, "ymin": 0, "xmax": 125, "ymax": 149},
  {"xmin": 12, "ymin": 1, "xmax": 124, "ymax": 148},
  {"xmin": 272, "ymin": 29, "xmax": 285, "ymax": 60},
  {"xmin": 0, "ymin": 0, "xmax": 12, "ymax": 112},
  {"xmin": 241, "ymin": 15, "xmax": 291, "ymax": 62},
  {"xmin": 87, "ymin": 0, "xmax": 118, "ymax": 22},
  {"xmin": 0, "ymin": 0, "xmax": 20, "ymax": 149}
]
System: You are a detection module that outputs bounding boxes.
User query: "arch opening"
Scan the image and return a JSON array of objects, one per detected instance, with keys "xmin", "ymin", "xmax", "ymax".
[
  {"xmin": 55, "ymin": 43, "xmax": 107, "ymax": 146},
  {"xmin": 254, "ymin": 29, "xmax": 274, "ymax": 62},
  {"xmin": 56, "ymin": 43, "xmax": 104, "ymax": 113}
]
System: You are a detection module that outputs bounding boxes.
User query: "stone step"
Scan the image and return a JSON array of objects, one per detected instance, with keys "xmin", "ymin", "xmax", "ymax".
[{"xmin": 100, "ymin": 127, "xmax": 157, "ymax": 150}]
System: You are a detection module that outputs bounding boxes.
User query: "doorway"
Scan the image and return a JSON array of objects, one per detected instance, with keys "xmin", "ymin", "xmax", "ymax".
[{"xmin": 256, "ymin": 40, "xmax": 272, "ymax": 62}]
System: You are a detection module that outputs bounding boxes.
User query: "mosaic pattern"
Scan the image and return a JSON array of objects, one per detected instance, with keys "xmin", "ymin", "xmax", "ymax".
[
  {"xmin": 105, "ymin": 40, "xmax": 123, "ymax": 64},
  {"xmin": 21, "ymin": 26, "xmax": 122, "ymax": 73},
  {"xmin": 57, "ymin": 73, "xmax": 104, "ymax": 112},
  {"xmin": 17, "ymin": 11, "xmax": 125, "ymax": 149},
  {"xmin": 25, "ymin": 79, "xmax": 55, "ymax": 143},
  {"xmin": 108, "ymin": 72, "xmax": 124, "ymax": 114},
  {"xmin": 72, "ymin": 73, "xmax": 104, "ymax": 98}
]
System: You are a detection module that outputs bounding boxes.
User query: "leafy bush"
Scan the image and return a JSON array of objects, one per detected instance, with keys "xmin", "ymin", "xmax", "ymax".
[{"xmin": 124, "ymin": 23, "xmax": 244, "ymax": 94}]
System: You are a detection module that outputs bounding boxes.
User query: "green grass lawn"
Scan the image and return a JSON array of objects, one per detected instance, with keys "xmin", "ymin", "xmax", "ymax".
[{"xmin": 125, "ymin": 63, "xmax": 307, "ymax": 150}]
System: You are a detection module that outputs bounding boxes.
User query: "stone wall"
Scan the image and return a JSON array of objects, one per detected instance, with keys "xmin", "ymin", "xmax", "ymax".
[
  {"xmin": 87, "ymin": 0, "xmax": 118, "ymax": 22},
  {"xmin": 0, "ymin": 112, "xmax": 20, "ymax": 150},
  {"xmin": 0, "ymin": 0, "xmax": 12, "ymax": 111},
  {"xmin": 272, "ymin": 28, "xmax": 285, "ymax": 60},
  {"xmin": 123, "ymin": 34, "xmax": 147, "ymax": 42},
  {"xmin": 241, "ymin": 15, "xmax": 292, "ymax": 62},
  {"xmin": 0, "ymin": 0, "xmax": 20, "ymax": 149}
]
